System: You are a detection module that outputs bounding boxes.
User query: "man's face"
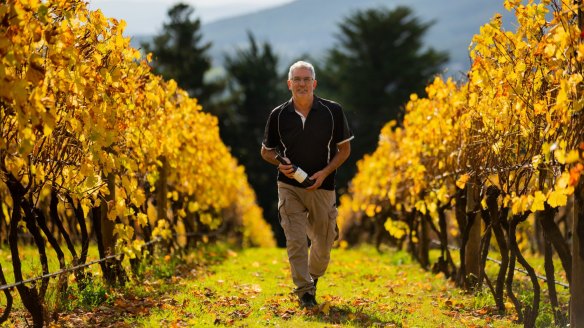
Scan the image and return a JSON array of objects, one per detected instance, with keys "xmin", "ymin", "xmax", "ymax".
[{"xmin": 288, "ymin": 67, "xmax": 317, "ymax": 98}]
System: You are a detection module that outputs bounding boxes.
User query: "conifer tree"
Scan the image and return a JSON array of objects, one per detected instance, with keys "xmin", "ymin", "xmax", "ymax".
[
  {"xmin": 142, "ymin": 3, "xmax": 222, "ymax": 103},
  {"xmin": 223, "ymin": 32, "xmax": 288, "ymax": 245},
  {"xmin": 320, "ymin": 6, "xmax": 449, "ymax": 188}
]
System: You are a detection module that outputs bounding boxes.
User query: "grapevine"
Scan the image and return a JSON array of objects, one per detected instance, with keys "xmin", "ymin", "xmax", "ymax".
[
  {"xmin": 339, "ymin": 0, "xmax": 583, "ymax": 325},
  {"xmin": 0, "ymin": 0, "xmax": 274, "ymax": 325}
]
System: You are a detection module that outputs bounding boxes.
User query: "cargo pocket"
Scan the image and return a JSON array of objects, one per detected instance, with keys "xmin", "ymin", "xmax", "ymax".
[
  {"xmin": 327, "ymin": 205, "xmax": 339, "ymax": 244},
  {"xmin": 278, "ymin": 197, "xmax": 288, "ymax": 231}
]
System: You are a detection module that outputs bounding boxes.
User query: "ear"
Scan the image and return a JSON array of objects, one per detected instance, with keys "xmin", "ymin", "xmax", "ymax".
[
  {"xmin": 287, "ymin": 79, "xmax": 292, "ymax": 90},
  {"xmin": 313, "ymin": 79, "xmax": 317, "ymax": 90}
]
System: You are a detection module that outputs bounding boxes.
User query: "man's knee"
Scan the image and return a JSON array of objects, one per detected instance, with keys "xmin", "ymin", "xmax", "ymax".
[{"xmin": 287, "ymin": 236, "xmax": 308, "ymax": 252}]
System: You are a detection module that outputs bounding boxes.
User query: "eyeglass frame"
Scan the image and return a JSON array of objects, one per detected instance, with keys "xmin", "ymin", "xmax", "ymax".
[{"xmin": 290, "ymin": 77, "xmax": 315, "ymax": 84}]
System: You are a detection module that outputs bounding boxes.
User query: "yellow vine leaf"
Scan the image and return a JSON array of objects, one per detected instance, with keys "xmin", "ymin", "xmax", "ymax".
[
  {"xmin": 147, "ymin": 204, "xmax": 158, "ymax": 225},
  {"xmin": 384, "ymin": 219, "xmax": 408, "ymax": 239},
  {"xmin": 565, "ymin": 150, "xmax": 580, "ymax": 164},
  {"xmin": 530, "ymin": 191, "xmax": 546, "ymax": 212},
  {"xmin": 136, "ymin": 213, "xmax": 148, "ymax": 227},
  {"xmin": 456, "ymin": 174, "xmax": 470, "ymax": 189},
  {"xmin": 547, "ymin": 190, "xmax": 568, "ymax": 208},
  {"xmin": 365, "ymin": 204, "xmax": 377, "ymax": 218}
]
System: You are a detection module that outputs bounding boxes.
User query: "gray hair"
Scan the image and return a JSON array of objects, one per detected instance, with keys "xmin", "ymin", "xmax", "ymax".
[{"xmin": 288, "ymin": 61, "xmax": 316, "ymax": 80}]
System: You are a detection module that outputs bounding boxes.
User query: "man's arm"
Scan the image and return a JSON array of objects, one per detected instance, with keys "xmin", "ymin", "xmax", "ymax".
[
  {"xmin": 262, "ymin": 146, "xmax": 297, "ymax": 179},
  {"xmin": 261, "ymin": 146, "xmax": 279, "ymax": 166},
  {"xmin": 306, "ymin": 141, "xmax": 351, "ymax": 190}
]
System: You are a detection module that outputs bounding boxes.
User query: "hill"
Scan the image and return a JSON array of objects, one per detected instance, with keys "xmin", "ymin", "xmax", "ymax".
[{"xmin": 195, "ymin": 0, "xmax": 514, "ymax": 78}]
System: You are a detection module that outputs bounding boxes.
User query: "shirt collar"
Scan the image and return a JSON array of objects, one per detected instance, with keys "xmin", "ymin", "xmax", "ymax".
[{"xmin": 285, "ymin": 96, "xmax": 320, "ymax": 112}]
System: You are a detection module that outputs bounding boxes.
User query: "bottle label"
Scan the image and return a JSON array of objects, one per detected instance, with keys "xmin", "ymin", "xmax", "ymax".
[{"xmin": 293, "ymin": 168, "xmax": 308, "ymax": 183}]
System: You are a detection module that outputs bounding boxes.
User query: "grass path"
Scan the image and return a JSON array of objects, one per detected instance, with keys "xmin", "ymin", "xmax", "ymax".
[
  {"xmin": 0, "ymin": 245, "xmax": 524, "ymax": 327},
  {"xmin": 117, "ymin": 246, "xmax": 519, "ymax": 327}
]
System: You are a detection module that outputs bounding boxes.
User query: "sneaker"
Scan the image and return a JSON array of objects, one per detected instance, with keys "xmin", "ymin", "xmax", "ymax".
[{"xmin": 299, "ymin": 292, "xmax": 317, "ymax": 308}]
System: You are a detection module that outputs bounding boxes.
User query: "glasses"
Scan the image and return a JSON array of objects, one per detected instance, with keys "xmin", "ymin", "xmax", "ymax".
[{"xmin": 291, "ymin": 77, "xmax": 314, "ymax": 84}]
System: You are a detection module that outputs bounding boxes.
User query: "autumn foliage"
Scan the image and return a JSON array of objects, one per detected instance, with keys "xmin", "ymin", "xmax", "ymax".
[
  {"xmin": 0, "ymin": 0, "xmax": 274, "ymax": 325},
  {"xmin": 339, "ymin": 0, "xmax": 583, "ymax": 326}
]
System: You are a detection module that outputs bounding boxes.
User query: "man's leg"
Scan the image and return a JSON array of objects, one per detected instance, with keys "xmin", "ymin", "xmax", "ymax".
[
  {"xmin": 277, "ymin": 183, "xmax": 315, "ymax": 297},
  {"xmin": 306, "ymin": 189, "xmax": 337, "ymax": 280}
]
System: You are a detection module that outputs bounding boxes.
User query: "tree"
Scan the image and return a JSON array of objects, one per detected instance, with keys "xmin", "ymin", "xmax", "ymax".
[
  {"xmin": 222, "ymin": 32, "xmax": 288, "ymax": 246},
  {"xmin": 319, "ymin": 6, "xmax": 449, "ymax": 190},
  {"xmin": 142, "ymin": 3, "xmax": 222, "ymax": 103}
]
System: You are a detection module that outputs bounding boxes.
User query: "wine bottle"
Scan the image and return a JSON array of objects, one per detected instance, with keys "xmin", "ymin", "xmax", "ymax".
[{"xmin": 275, "ymin": 153, "xmax": 315, "ymax": 187}]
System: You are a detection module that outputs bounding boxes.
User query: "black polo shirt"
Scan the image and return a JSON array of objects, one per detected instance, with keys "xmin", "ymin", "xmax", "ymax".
[{"xmin": 262, "ymin": 96, "xmax": 354, "ymax": 190}]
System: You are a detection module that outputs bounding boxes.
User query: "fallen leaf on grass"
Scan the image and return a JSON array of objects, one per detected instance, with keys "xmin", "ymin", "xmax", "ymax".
[
  {"xmin": 280, "ymin": 309, "xmax": 296, "ymax": 320},
  {"xmin": 204, "ymin": 287, "xmax": 215, "ymax": 298},
  {"xmin": 320, "ymin": 301, "xmax": 331, "ymax": 315},
  {"xmin": 229, "ymin": 309, "xmax": 252, "ymax": 319},
  {"xmin": 362, "ymin": 274, "xmax": 379, "ymax": 282},
  {"xmin": 351, "ymin": 298, "xmax": 371, "ymax": 307},
  {"xmin": 114, "ymin": 298, "xmax": 130, "ymax": 309},
  {"xmin": 160, "ymin": 297, "xmax": 178, "ymax": 306},
  {"xmin": 445, "ymin": 310, "xmax": 459, "ymax": 318},
  {"xmin": 475, "ymin": 307, "xmax": 489, "ymax": 315},
  {"xmin": 160, "ymin": 303, "xmax": 176, "ymax": 310}
]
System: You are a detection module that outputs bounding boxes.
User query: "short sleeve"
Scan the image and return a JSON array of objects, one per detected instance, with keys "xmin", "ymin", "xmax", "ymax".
[
  {"xmin": 262, "ymin": 109, "xmax": 279, "ymax": 150},
  {"xmin": 334, "ymin": 106, "xmax": 354, "ymax": 145}
]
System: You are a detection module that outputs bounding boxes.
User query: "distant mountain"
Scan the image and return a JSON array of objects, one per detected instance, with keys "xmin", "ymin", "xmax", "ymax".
[
  {"xmin": 128, "ymin": 0, "xmax": 515, "ymax": 79},
  {"xmin": 196, "ymin": 0, "xmax": 514, "ymax": 79}
]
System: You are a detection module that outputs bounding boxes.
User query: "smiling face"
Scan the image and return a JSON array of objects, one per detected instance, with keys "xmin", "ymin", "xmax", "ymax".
[{"xmin": 287, "ymin": 67, "xmax": 317, "ymax": 100}]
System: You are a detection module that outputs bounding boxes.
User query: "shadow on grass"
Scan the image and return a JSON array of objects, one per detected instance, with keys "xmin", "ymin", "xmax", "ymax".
[
  {"xmin": 265, "ymin": 294, "xmax": 403, "ymax": 327},
  {"xmin": 302, "ymin": 303, "xmax": 401, "ymax": 327}
]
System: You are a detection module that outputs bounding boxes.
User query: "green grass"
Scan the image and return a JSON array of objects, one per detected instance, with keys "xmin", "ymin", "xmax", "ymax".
[
  {"xmin": 0, "ymin": 243, "xmax": 113, "ymax": 325},
  {"xmin": 126, "ymin": 246, "xmax": 520, "ymax": 327},
  {"xmin": 0, "ymin": 243, "xmax": 101, "ymax": 284},
  {"xmin": 0, "ymin": 243, "xmax": 567, "ymax": 327}
]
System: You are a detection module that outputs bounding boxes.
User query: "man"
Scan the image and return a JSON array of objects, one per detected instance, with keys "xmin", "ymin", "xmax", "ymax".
[{"xmin": 261, "ymin": 60, "xmax": 354, "ymax": 308}]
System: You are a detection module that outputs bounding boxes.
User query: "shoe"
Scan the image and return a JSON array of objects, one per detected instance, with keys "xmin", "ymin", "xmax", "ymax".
[{"xmin": 299, "ymin": 292, "xmax": 317, "ymax": 308}]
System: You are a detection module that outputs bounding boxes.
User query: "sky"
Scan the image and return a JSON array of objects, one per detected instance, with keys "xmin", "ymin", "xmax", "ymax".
[{"xmin": 88, "ymin": 0, "xmax": 294, "ymax": 35}]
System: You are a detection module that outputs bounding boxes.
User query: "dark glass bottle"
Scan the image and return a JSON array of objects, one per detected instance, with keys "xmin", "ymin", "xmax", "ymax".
[{"xmin": 275, "ymin": 153, "xmax": 315, "ymax": 187}]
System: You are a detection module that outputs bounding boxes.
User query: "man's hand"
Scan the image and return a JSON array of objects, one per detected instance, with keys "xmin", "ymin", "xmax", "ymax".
[
  {"xmin": 306, "ymin": 170, "xmax": 329, "ymax": 190},
  {"xmin": 277, "ymin": 157, "xmax": 296, "ymax": 179},
  {"xmin": 305, "ymin": 142, "xmax": 351, "ymax": 190},
  {"xmin": 278, "ymin": 156, "xmax": 325, "ymax": 190}
]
